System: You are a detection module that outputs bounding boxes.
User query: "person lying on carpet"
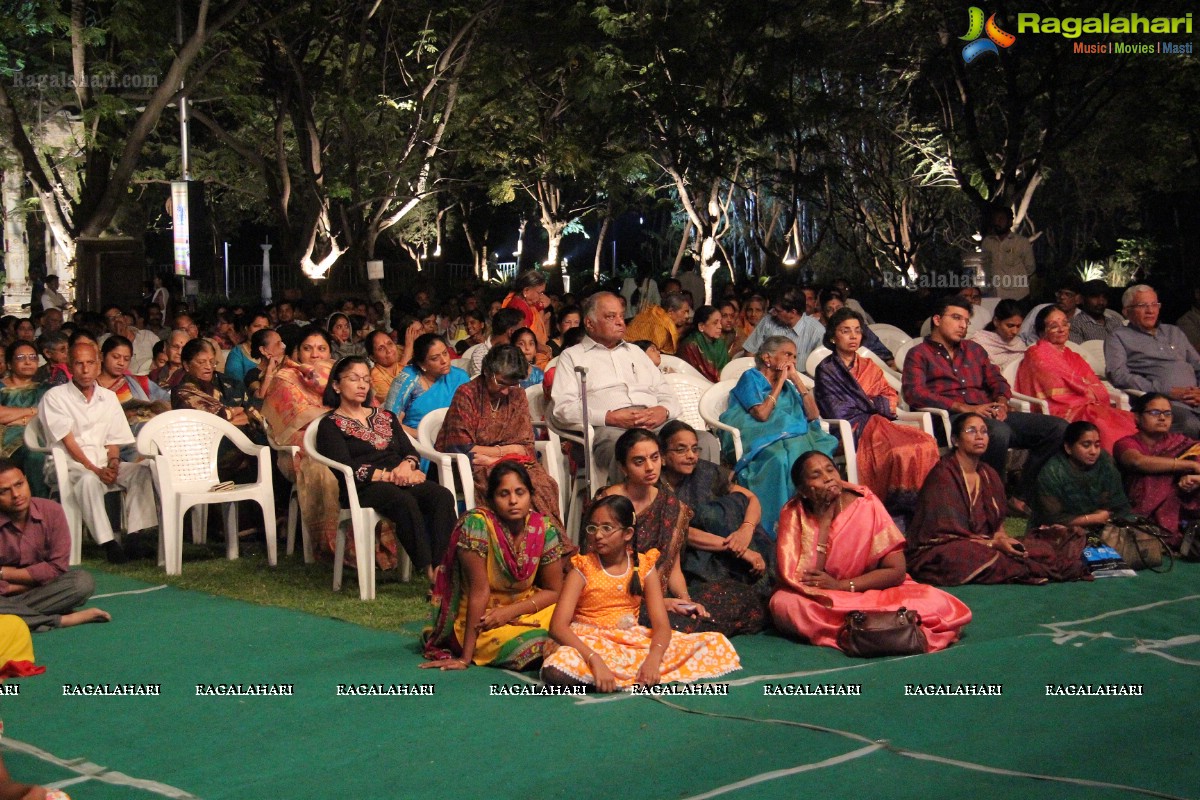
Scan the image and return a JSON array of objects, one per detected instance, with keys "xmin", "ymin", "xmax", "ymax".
[
  {"xmin": 540, "ymin": 496, "xmax": 740, "ymax": 693},
  {"xmin": 421, "ymin": 462, "xmax": 570, "ymax": 671},
  {"xmin": 905, "ymin": 413, "xmax": 1090, "ymax": 585},
  {"xmin": 768, "ymin": 451, "xmax": 971, "ymax": 653}
]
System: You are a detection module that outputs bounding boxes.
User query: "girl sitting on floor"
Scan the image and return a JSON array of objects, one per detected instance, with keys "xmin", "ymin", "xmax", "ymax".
[{"xmin": 541, "ymin": 496, "xmax": 741, "ymax": 693}]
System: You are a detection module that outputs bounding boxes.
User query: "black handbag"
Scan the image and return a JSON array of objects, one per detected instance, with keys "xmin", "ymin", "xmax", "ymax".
[{"xmin": 836, "ymin": 607, "xmax": 928, "ymax": 658}]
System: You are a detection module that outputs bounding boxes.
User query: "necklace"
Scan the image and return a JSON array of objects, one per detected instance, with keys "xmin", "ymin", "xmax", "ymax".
[{"xmin": 600, "ymin": 552, "xmax": 631, "ymax": 578}]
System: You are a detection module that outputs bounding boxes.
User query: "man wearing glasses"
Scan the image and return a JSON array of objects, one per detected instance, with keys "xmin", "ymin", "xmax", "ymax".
[
  {"xmin": 1107, "ymin": 284, "xmax": 1200, "ymax": 437},
  {"xmin": 903, "ymin": 294, "xmax": 1066, "ymax": 513}
]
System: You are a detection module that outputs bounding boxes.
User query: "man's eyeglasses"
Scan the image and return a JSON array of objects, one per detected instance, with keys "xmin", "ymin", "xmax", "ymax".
[{"xmin": 1130, "ymin": 302, "xmax": 1162, "ymax": 311}]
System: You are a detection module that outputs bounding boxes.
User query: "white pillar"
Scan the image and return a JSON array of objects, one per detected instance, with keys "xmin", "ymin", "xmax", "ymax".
[
  {"xmin": 260, "ymin": 243, "xmax": 273, "ymax": 304},
  {"xmin": 2, "ymin": 166, "xmax": 32, "ymax": 315}
]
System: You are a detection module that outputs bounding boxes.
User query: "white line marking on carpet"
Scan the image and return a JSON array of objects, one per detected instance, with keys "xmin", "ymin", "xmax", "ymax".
[
  {"xmin": 91, "ymin": 585, "xmax": 169, "ymax": 600},
  {"xmin": 0, "ymin": 736, "xmax": 199, "ymax": 799}
]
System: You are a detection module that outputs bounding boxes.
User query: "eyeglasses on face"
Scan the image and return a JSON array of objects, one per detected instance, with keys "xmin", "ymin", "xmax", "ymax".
[
  {"xmin": 667, "ymin": 446, "xmax": 702, "ymax": 455},
  {"xmin": 584, "ymin": 523, "xmax": 623, "ymax": 536},
  {"xmin": 1130, "ymin": 302, "xmax": 1162, "ymax": 311},
  {"xmin": 1142, "ymin": 409, "xmax": 1172, "ymax": 418},
  {"xmin": 961, "ymin": 426, "xmax": 989, "ymax": 437}
]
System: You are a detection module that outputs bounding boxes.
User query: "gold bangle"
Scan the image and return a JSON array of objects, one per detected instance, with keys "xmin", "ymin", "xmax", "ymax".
[
  {"xmin": 848, "ymin": 580, "xmax": 856, "ymax": 593},
  {"xmin": 529, "ymin": 598, "xmax": 539, "ymax": 613}
]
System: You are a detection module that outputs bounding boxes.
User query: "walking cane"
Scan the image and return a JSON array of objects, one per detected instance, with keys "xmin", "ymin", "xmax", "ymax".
[{"xmin": 575, "ymin": 365, "xmax": 591, "ymax": 552}]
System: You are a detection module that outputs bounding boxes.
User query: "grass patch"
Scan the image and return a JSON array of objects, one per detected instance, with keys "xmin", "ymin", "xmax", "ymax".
[{"xmin": 84, "ymin": 540, "xmax": 433, "ymax": 635}]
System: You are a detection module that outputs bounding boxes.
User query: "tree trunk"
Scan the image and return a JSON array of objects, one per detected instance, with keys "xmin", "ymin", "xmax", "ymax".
[{"xmin": 593, "ymin": 213, "xmax": 611, "ymax": 281}]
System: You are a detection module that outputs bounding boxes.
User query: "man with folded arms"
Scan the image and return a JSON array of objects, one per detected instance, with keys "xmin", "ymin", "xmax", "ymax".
[
  {"xmin": 552, "ymin": 291, "xmax": 718, "ymax": 482},
  {"xmin": 0, "ymin": 458, "xmax": 109, "ymax": 630},
  {"xmin": 38, "ymin": 341, "xmax": 158, "ymax": 563}
]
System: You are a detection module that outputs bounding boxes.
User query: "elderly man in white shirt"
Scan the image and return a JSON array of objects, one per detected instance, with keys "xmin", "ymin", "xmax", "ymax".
[
  {"xmin": 37, "ymin": 342, "xmax": 158, "ymax": 563},
  {"xmin": 552, "ymin": 292, "xmax": 718, "ymax": 483}
]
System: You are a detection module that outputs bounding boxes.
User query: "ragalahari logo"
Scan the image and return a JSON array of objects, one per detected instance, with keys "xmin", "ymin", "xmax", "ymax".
[{"xmin": 960, "ymin": 7, "xmax": 1016, "ymax": 63}]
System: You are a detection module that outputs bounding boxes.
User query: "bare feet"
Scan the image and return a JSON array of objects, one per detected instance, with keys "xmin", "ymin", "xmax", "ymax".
[{"xmin": 59, "ymin": 608, "xmax": 112, "ymax": 628}]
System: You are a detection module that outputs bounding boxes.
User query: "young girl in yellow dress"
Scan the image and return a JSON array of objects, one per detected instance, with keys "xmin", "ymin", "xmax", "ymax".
[{"xmin": 541, "ymin": 496, "xmax": 740, "ymax": 692}]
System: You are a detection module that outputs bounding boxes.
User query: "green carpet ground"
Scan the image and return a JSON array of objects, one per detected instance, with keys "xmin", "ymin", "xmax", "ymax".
[{"xmin": 2, "ymin": 555, "xmax": 1198, "ymax": 800}]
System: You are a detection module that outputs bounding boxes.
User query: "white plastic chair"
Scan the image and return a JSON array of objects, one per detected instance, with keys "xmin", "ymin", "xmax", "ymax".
[
  {"xmin": 1000, "ymin": 357, "xmax": 1050, "ymax": 414},
  {"xmin": 416, "ymin": 407, "xmax": 478, "ymax": 512},
  {"xmin": 698, "ymin": 376, "xmax": 858, "ymax": 483},
  {"xmin": 658, "ymin": 354, "xmax": 708, "ymax": 382},
  {"xmin": 664, "ymin": 372, "xmax": 712, "ymax": 431},
  {"xmin": 1073, "ymin": 339, "xmax": 1107, "ymax": 376},
  {"xmin": 719, "ymin": 357, "xmax": 756, "ymax": 382},
  {"xmin": 23, "ymin": 416, "xmax": 127, "ymax": 566},
  {"xmin": 262, "ymin": 419, "xmax": 312, "ymax": 563},
  {"xmin": 526, "ymin": 385, "xmax": 570, "ymax": 529},
  {"xmin": 545, "ymin": 401, "xmax": 600, "ymax": 544},
  {"xmin": 893, "ymin": 339, "xmax": 920, "ymax": 374},
  {"xmin": 136, "ymin": 410, "xmax": 277, "ymax": 576},
  {"xmin": 868, "ymin": 323, "xmax": 912, "ymax": 356},
  {"xmin": 450, "ymin": 357, "xmax": 468, "ymax": 373},
  {"xmin": 303, "ymin": 414, "xmax": 383, "ymax": 600}
]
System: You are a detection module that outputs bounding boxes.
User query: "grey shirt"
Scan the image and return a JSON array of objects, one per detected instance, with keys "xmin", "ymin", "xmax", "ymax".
[
  {"xmin": 1069, "ymin": 309, "xmax": 1124, "ymax": 344},
  {"xmin": 1105, "ymin": 323, "xmax": 1200, "ymax": 393}
]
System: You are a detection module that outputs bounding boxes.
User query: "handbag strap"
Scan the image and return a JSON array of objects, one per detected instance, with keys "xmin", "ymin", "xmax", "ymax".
[{"xmin": 1131, "ymin": 523, "xmax": 1174, "ymax": 573}]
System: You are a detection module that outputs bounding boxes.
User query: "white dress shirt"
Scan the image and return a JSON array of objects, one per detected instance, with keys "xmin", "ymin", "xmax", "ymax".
[
  {"xmin": 551, "ymin": 337, "xmax": 681, "ymax": 428},
  {"xmin": 38, "ymin": 382, "xmax": 135, "ymax": 465}
]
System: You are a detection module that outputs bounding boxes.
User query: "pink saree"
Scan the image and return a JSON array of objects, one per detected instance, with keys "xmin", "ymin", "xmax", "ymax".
[
  {"xmin": 1015, "ymin": 340, "xmax": 1136, "ymax": 451},
  {"xmin": 769, "ymin": 485, "xmax": 971, "ymax": 653}
]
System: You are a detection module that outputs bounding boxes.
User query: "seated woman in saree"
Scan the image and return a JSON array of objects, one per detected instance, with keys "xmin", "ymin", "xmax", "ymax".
[
  {"xmin": 316, "ymin": 356, "xmax": 457, "ymax": 582},
  {"xmin": 434, "ymin": 345, "xmax": 561, "ymax": 524},
  {"xmin": 906, "ymin": 413, "xmax": 1090, "ymax": 585},
  {"xmin": 421, "ymin": 462, "xmax": 569, "ymax": 671},
  {"xmin": 817, "ymin": 290, "xmax": 894, "ymax": 369},
  {"xmin": 1030, "ymin": 421, "xmax": 1132, "ymax": 531},
  {"xmin": 243, "ymin": 327, "xmax": 286, "ymax": 411},
  {"xmin": 718, "ymin": 335, "xmax": 838, "ymax": 537},
  {"xmin": 770, "ymin": 451, "xmax": 971, "ymax": 653},
  {"xmin": 1113, "ymin": 392, "xmax": 1200, "ymax": 548},
  {"xmin": 968, "ymin": 299, "xmax": 1027, "ymax": 370},
  {"xmin": 676, "ymin": 305, "xmax": 730, "ymax": 383},
  {"xmin": 814, "ymin": 308, "xmax": 938, "ymax": 518},
  {"xmin": 1015, "ymin": 305, "xmax": 1136, "ymax": 452},
  {"xmin": 659, "ymin": 421, "xmax": 774, "ymax": 635},
  {"xmin": 0, "ymin": 342, "xmax": 49, "ymax": 497},
  {"xmin": 263, "ymin": 327, "xmax": 401, "ymax": 572},
  {"xmin": 541, "ymin": 495, "xmax": 741, "ymax": 693},
  {"xmin": 96, "ymin": 335, "xmax": 170, "ymax": 461},
  {"xmin": 383, "ymin": 333, "xmax": 469, "ymax": 438}
]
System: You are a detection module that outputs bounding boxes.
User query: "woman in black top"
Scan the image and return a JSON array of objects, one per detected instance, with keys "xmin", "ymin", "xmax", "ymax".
[{"xmin": 315, "ymin": 356, "xmax": 456, "ymax": 581}]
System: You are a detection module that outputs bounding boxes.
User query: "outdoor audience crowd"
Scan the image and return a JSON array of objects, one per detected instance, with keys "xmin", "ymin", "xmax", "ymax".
[{"xmin": 5, "ymin": 265, "xmax": 1200, "ymax": 709}]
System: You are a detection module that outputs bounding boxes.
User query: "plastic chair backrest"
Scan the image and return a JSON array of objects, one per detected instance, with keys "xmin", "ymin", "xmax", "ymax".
[
  {"xmin": 719, "ymin": 357, "xmax": 756, "ymax": 382},
  {"xmin": 136, "ymin": 409, "xmax": 252, "ymax": 491},
  {"xmin": 659, "ymin": 354, "xmax": 708, "ymax": 382},
  {"xmin": 664, "ymin": 372, "xmax": 710, "ymax": 430}
]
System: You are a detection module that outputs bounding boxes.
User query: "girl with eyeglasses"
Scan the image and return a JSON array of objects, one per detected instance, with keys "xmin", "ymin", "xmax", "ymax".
[
  {"xmin": 540, "ymin": 495, "xmax": 740, "ymax": 693},
  {"xmin": 906, "ymin": 413, "xmax": 1089, "ymax": 585},
  {"xmin": 1113, "ymin": 392, "xmax": 1200, "ymax": 547}
]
